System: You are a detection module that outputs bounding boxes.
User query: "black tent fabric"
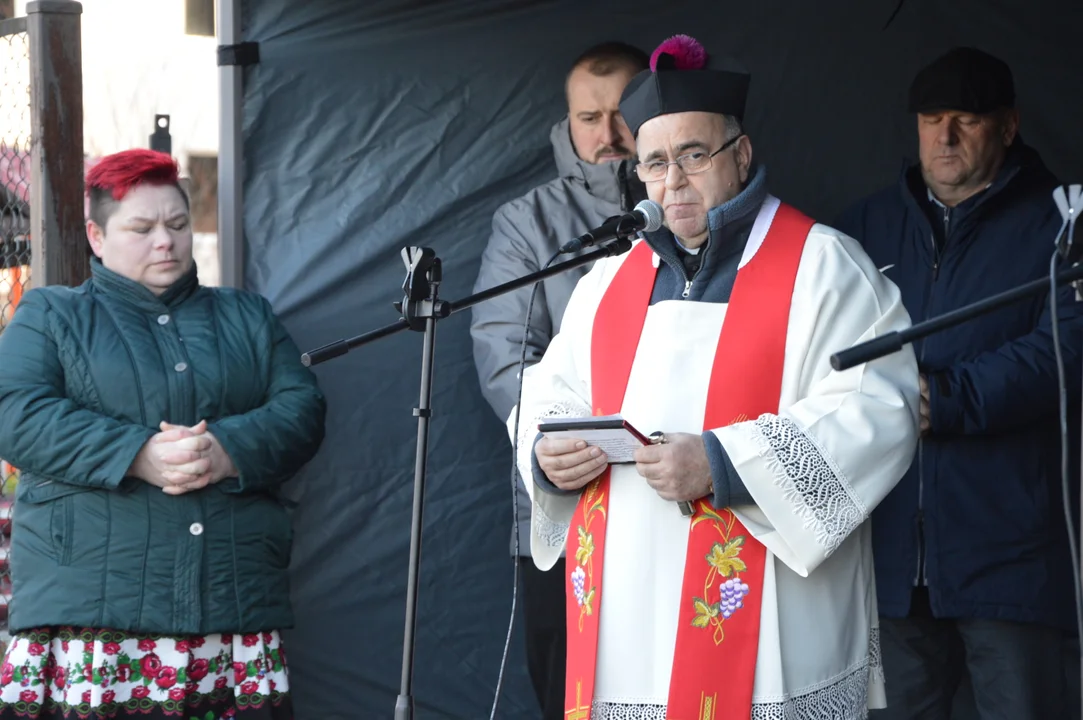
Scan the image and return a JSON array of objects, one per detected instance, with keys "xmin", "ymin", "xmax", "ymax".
[{"xmin": 239, "ymin": 0, "xmax": 1083, "ymax": 717}]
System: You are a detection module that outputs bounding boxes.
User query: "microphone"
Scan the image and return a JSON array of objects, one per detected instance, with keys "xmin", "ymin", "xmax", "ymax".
[{"xmin": 558, "ymin": 199, "xmax": 664, "ymax": 254}]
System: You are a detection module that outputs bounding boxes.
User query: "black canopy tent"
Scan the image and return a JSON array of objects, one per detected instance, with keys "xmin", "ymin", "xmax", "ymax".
[{"xmin": 218, "ymin": 0, "xmax": 1083, "ymax": 716}]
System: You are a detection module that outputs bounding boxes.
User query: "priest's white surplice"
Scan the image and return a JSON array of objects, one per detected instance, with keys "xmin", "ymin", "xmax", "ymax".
[{"xmin": 509, "ymin": 196, "xmax": 921, "ymax": 719}]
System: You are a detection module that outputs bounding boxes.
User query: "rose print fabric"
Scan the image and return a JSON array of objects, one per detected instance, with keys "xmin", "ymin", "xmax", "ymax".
[{"xmin": 0, "ymin": 627, "xmax": 291, "ymax": 719}]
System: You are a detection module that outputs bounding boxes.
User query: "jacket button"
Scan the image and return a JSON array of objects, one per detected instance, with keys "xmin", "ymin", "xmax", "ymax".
[
  {"xmin": 158, "ymin": 314, "xmax": 170, "ymax": 325},
  {"xmin": 175, "ymin": 362, "xmax": 188, "ymax": 372},
  {"xmin": 189, "ymin": 522, "xmax": 204, "ymax": 536}
]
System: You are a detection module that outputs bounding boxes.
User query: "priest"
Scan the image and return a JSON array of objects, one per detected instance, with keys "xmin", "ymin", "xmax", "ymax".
[{"xmin": 511, "ymin": 34, "xmax": 921, "ymax": 720}]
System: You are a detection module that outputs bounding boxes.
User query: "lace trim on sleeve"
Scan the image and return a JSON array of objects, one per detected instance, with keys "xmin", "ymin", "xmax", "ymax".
[
  {"xmin": 516, "ymin": 400, "xmax": 590, "ymax": 549},
  {"xmin": 868, "ymin": 626, "xmax": 884, "ymax": 685},
  {"xmin": 749, "ymin": 414, "xmax": 868, "ymax": 556},
  {"xmin": 533, "ymin": 501, "xmax": 569, "ymax": 549}
]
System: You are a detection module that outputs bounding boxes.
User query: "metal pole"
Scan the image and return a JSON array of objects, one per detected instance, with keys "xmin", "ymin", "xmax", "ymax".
[
  {"xmin": 217, "ymin": 0, "xmax": 244, "ymax": 289},
  {"xmin": 27, "ymin": 0, "xmax": 87, "ymax": 288},
  {"xmin": 394, "ymin": 310, "xmax": 437, "ymax": 720}
]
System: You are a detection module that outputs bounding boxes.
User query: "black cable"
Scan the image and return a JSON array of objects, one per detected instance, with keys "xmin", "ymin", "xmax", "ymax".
[
  {"xmin": 490, "ymin": 249, "xmax": 563, "ymax": 719},
  {"xmin": 1048, "ymin": 250, "xmax": 1083, "ymax": 704}
]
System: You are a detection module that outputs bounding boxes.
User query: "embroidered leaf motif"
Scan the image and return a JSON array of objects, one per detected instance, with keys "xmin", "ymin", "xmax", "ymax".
[
  {"xmin": 691, "ymin": 597, "xmax": 717, "ymax": 628},
  {"xmin": 583, "ymin": 588, "xmax": 596, "ymax": 616},
  {"xmin": 583, "ymin": 483, "xmax": 597, "ymax": 509},
  {"xmin": 691, "ymin": 504, "xmax": 726, "ymax": 530},
  {"xmin": 706, "ymin": 537, "xmax": 747, "ymax": 577},
  {"xmin": 575, "ymin": 527, "xmax": 594, "ymax": 566},
  {"xmin": 587, "ymin": 484, "xmax": 606, "ymax": 521}
]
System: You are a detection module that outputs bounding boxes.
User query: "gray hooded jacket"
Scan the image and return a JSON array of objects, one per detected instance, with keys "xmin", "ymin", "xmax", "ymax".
[{"xmin": 471, "ymin": 116, "xmax": 644, "ymax": 556}]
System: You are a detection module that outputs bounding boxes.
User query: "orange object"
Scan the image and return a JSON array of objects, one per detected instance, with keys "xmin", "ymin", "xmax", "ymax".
[{"xmin": 8, "ymin": 266, "xmax": 21, "ymax": 308}]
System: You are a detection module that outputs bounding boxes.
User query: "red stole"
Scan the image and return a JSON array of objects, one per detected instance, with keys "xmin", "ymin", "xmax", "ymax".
[{"xmin": 563, "ymin": 202, "xmax": 814, "ymax": 720}]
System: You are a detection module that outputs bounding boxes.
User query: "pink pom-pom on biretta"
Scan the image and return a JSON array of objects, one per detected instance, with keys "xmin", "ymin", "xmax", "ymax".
[{"xmin": 650, "ymin": 34, "xmax": 708, "ymax": 71}]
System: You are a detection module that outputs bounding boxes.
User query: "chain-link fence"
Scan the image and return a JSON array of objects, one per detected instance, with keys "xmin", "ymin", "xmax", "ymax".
[
  {"xmin": 0, "ymin": 25, "xmax": 29, "ymax": 330},
  {"xmin": 0, "ymin": 18, "xmax": 30, "ymax": 650}
]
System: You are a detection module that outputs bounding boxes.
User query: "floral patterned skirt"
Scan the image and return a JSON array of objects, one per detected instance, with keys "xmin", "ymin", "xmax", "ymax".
[{"xmin": 0, "ymin": 627, "xmax": 292, "ymax": 719}]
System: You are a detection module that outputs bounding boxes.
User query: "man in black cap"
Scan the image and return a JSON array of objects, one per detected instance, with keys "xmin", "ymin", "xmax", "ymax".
[
  {"xmin": 837, "ymin": 47, "xmax": 1083, "ymax": 720},
  {"xmin": 512, "ymin": 34, "xmax": 920, "ymax": 720}
]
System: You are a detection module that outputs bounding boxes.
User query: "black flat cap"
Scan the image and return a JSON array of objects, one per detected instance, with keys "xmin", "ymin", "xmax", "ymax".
[
  {"xmin": 619, "ymin": 34, "xmax": 750, "ymax": 138},
  {"xmin": 908, "ymin": 47, "xmax": 1015, "ymax": 115}
]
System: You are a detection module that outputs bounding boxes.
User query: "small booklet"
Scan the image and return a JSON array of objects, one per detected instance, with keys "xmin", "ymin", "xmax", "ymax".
[{"xmin": 537, "ymin": 414, "xmax": 652, "ymax": 464}]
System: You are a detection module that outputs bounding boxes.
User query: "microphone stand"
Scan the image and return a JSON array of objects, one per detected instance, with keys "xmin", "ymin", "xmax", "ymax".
[{"xmin": 302, "ymin": 236, "xmax": 636, "ymax": 720}]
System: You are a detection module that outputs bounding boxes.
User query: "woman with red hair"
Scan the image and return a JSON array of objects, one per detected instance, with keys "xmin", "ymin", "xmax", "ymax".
[{"xmin": 0, "ymin": 149, "xmax": 327, "ymax": 719}]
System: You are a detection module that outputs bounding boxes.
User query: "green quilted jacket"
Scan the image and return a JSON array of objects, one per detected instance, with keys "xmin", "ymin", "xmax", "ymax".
[{"xmin": 0, "ymin": 260, "xmax": 327, "ymax": 635}]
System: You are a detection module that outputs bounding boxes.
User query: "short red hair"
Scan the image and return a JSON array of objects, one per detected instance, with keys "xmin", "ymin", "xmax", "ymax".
[
  {"xmin": 85, "ymin": 149, "xmax": 186, "ymax": 227},
  {"xmin": 85, "ymin": 148, "xmax": 180, "ymax": 202}
]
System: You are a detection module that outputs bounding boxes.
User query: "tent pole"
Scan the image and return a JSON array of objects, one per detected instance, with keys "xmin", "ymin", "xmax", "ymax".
[{"xmin": 217, "ymin": 0, "xmax": 244, "ymax": 289}]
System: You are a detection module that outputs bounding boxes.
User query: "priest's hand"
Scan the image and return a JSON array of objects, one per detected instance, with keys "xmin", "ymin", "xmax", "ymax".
[
  {"xmin": 633, "ymin": 432, "xmax": 712, "ymax": 502},
  {"xmin": 535, "ymin": 437, "xmax": 609, "ymax": 491}
]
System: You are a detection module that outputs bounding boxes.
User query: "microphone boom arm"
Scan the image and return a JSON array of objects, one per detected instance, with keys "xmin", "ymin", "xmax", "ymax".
[
  {"xmin": 301, "ymin": 237, "xmax": 635, "ymax": 366},
  {"xmin": 831, "ymin": 261, "xmax": 1083, "ymax": 371}
]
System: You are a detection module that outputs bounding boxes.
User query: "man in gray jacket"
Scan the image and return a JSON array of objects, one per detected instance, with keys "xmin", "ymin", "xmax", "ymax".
[{"xmin": 469, "ymin": 41, "xmax": 648, "ymax": 720}]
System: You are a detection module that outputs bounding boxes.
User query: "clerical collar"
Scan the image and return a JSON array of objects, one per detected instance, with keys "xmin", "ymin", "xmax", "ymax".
[{"xmin": 673, "ymin": 240, "xmax": 701, "ymax": 256}]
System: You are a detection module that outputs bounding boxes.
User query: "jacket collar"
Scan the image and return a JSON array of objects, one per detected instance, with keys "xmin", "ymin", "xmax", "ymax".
[
  {"xmin": 898, "ymin": 139, "xmax": 1039, "ymax": 234},
  {"xmin": 550, "ymin": 116, "xmax": 639, "ymax": 208},
  {"xmin": 91, "ymin": 257, "xmax": 201, "ymax": 311}
]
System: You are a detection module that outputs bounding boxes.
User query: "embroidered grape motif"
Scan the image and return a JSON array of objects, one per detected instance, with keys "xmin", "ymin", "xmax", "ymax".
[
  {"xmin": 719, "ymin": 577, "xmax": 750, "ymax": 619},
  {"xmin": 571, "ymin": 566, "xmax": 587, "ymax": 606}
]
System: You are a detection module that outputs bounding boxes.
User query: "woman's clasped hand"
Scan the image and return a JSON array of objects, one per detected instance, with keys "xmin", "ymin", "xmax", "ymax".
[{"xmin": 128, "ymin": 420, "xmax": 240, "ymax": 494}]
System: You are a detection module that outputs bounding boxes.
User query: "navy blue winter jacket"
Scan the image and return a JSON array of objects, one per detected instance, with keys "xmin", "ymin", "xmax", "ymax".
[{"xmin": 836, "ymin": 141, "xmax": 1083, "ymax": 631}]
